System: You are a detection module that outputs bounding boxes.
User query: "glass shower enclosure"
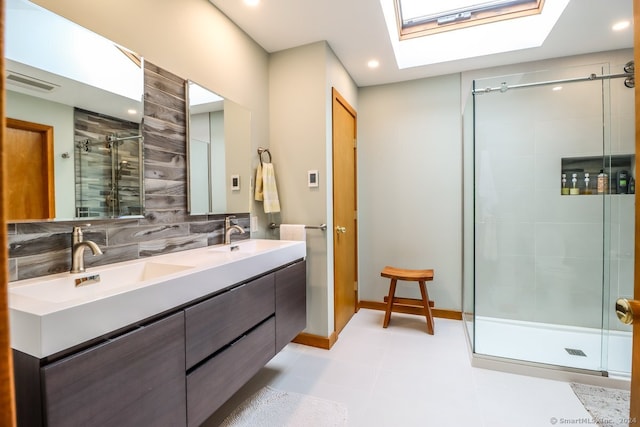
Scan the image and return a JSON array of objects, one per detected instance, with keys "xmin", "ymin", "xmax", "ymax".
[{"xmin": 463, "ymin": 60, "xmax": 635, "ymax": 377}]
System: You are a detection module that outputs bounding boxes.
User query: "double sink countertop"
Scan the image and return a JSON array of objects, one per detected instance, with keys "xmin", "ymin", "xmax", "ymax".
[{"xmin": 8, "ymin": 239, "xmax": 306, "ymax": 358}]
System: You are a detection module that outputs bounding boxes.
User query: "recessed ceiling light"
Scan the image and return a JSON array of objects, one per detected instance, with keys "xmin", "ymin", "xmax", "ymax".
[
  {"xmin": 244, "ymin": 0, "xmax": 260, "ymax": 6},
  {"xmin": 367, "ymin": 59, "xmax": 380, "ymax": 69},
  {"xmin": 552, "ymin": 86, "xmax": 562, "ymax": 91},
  {"xmin": 612, "ymin": 20, "xmax": 630, "ymax": 31}
]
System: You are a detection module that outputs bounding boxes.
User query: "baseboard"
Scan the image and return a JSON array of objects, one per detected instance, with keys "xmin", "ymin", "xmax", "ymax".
[
  {"xmin": 292, "ymin": 331, "xmax": 338, "ymax": 350},
  {"xmin": 358, "ymin": 300, "xmax": 462, "ymax": 320}
]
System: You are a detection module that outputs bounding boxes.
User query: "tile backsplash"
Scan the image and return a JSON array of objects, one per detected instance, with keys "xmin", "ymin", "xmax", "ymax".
[{"xmin": 8, "ymin": 62, "xmax": 249, "ymax": 282}]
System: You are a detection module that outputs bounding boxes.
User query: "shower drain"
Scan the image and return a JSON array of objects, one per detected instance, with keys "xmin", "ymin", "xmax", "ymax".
[{"xmin": 565, "ymin": 348, "xmax": 587, "ymax": 357}]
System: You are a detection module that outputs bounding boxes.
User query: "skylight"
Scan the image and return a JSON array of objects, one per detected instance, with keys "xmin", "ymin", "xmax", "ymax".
[
  {"xmin": 396, "ymin": 0, "xmax": 545, "ymax": 39},
  {"xmin": 380, "ymin": 0, "xmax": 570, "ymax": 69}
]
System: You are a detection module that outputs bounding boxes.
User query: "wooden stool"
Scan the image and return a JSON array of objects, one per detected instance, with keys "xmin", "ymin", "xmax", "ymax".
[{"xmin": 381, "ymin": 266, "xmax": 435, "ymax": 334}]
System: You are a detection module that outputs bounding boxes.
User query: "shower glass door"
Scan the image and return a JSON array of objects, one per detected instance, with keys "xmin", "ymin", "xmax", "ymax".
[{"xmin": 470, "ymin": 61, "xmax": 634, "ymax": 374}]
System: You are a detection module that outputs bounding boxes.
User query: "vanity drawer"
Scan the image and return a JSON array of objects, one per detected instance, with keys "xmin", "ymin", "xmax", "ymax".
[
  {"xmin": 186, "ymin": 317, "xmax": 276, "ymax": 427},
  {"xmin": 185, "ymin": 272, "xmax": 275, "ymax": 369},
  {"xmin": 41, "ymin": 312, "xmax": 186, "ymax": 427}
]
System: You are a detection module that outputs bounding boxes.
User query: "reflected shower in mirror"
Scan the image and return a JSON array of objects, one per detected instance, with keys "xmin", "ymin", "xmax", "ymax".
[
  {"xmin": 5, "ymin": 0, "xmax": 144, "ymax": 220},
  {"xmin": 187, "ymin": 81, "xmax": 251, "ymax": 215}
]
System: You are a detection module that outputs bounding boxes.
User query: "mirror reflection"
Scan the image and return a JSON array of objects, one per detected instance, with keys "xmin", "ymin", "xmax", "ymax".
[
  {"xmin": 187, "ymin": 81, "xmax": 251, "ymax": 215},
  {"xmin": 5, "ymin": 0, "xmax": 144, "ymax": 220}
]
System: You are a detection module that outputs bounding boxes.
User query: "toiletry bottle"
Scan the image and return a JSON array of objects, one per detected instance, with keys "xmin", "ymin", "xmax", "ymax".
[
  {"xmin": 570, "ymin": 173, "xmax": 580, "ymax": 195},
  {"xmin": 597, "ymin": 169, "xmax": 608, "ymax": 194},
  {"xmin": 561, "ymin": 173, "xmax": 569, "ymax": 195},
  {"xmin": 583, "ymin": 173, "xmax": 591, "ymax": 195}
]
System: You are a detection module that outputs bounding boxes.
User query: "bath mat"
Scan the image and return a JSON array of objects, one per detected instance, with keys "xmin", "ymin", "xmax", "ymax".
[
  {"xmin": 220, "ymin": 386, "xmax": 348, "ymax": 427},
  {"xmin": 570, "ymin": 382, "xmax": 630, "ymax": 427}
]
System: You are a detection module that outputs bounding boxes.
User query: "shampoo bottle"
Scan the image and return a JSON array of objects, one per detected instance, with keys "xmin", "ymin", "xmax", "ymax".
[{"xmin": 597, "ymin": 170, "xmax": 608, "ymax": 194}]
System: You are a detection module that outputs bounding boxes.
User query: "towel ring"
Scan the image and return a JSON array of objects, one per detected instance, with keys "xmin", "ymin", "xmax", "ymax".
[{"xmin": 258, "ymin": 147, "xmax": 272, "ymax": 165}]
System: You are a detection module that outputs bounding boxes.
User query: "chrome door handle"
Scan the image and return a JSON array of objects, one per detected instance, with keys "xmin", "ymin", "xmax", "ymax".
[
  {"xmin": 615, "ymin": 298, "xmax": 640, "ymax": 325},
  {"xmin": 336, "ymin": 226, "xmax": 346, "ymax": 234}
]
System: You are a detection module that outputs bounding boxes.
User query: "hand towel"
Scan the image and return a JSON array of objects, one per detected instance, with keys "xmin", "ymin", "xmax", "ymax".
[
  {"xmin": 261, "ymin": 163, "xmax": 281, "ymax": 213},
  {"xmin": 280, "ymin": 224, "xmax": 306, "ymax": 241},
  {"xmin": 254, "ymin": 162, "xmax": 264, "ymax": 201}
]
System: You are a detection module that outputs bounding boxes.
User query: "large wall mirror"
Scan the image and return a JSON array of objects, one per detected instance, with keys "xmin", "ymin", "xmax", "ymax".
[
  {"xmin": 187, "ymin": 81, "xmax": 251, "ymax": 215},
  {"xmin": 6, "ymin": 0, "xmax": 144, "ymax": 221}
]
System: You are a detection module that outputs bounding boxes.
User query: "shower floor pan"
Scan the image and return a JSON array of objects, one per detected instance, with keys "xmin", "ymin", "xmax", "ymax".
[{"xmin": 473, "ymin": 316, "xmax": 631, "ymax": 376}]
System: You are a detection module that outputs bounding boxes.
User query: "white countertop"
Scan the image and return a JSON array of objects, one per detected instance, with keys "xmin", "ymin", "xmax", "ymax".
[{"xmin": 9, "ymin": 239, "xmax": 306, "ymax": 358}]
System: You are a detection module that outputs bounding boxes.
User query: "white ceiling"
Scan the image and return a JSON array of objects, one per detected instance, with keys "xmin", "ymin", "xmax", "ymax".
[{"xmin": 209, "ymin": 0, "xmax": 634, "ymax": 87}]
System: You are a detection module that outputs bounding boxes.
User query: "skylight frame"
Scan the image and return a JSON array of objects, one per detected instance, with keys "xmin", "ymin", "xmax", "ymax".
[{"xmin": 394, "ymin": 0, "xmax": 545, "ymax": 40}]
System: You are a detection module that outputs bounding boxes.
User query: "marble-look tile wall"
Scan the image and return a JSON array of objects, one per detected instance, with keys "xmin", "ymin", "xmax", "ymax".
[{"xmin": 8, "ymin": 62, "xmax": 249, "ymax": 282}]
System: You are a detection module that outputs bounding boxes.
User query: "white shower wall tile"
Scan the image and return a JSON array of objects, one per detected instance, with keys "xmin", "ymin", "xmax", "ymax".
[
  {"xmin": 475, "ymin": 255, "xmax": 537, "ymax": 320},
  {"xmin": 534, "ymin": 222, "xmax": 603, "ymax": 258},
  {"xmin": 479, "ymin": 189, "xmax": 535, "ymax": 222},
  {"xmin": 533, "ymin": 192, "xmax": 603, "ymax": 223},
  {"xmin": 475, "ymin": 221, "xmax": 535, "ymax": 256},
  {"xmin": 614, "ymin": 196, "xmax": 635, "ymax": 257},
  {"xmin": 534, "ymin": 154, "xmax": 562, "ymax": 191},
  {"xmin": 480, "ymin": 153, "xmax": 534, "ymax": 192},
  {"xmin": 534, "ymin": 117, "xmax": 604, "ymax": 157},
  {"xmin": 474, "ymin": 120, "xmax": 535, "ymax": 156},
  {"xmin": 535, "ymin": 256, "xmax": 604, "ymax": 327}
]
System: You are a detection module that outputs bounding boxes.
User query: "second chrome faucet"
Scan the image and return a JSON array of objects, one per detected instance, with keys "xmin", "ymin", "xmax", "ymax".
[{"xmin": 224, "ymin": 216, "xmax": 245, "ymax": 245}]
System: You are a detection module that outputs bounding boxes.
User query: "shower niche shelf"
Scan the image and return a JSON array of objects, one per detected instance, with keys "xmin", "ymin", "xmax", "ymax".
[{"xmin": 561, "ymin": 154, "xmax": 635, "ymax": 195}]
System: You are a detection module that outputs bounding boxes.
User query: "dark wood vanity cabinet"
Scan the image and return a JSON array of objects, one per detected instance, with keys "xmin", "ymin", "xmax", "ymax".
[
  {"xmin": 42, "ymin": 312, "xmax": 186, "ymax": 427},
  {"xmin": 13, "ymin": 259, "xmax": 307, "ymax": 427},
  {"xmin": 275, "ymin": 260, "xmax": 307, "ymax": 352}
]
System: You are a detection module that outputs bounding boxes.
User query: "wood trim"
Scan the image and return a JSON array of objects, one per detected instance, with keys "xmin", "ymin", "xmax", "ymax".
[
  {"xmin": 358, "ymin": 300, "xmax": 463, "ymax": 321},
  {"xmin": 632, "ymin": 0, "xmax": 640, "ymax": 421},
  {"xmin": 292, "ymin": 331, "xmax": 338, "ymax": 350},
  {"xmin": 331, "ymin": 87, "xmax": 358, "ymax": 335},
  {"xmin": 5, "ymin": 118, "xmax": 55, "ymax": 218},
  {"xmin": 1, "ymin": 0, "xmax": 18, "ymax": 421}
]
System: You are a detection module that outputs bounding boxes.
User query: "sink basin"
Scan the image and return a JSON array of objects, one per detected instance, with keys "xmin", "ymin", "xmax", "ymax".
[
  {"xmin": 9, "ymin": 239, "xmax": 306, "ymax": 358},
  {"xmin": 10, "ymin": 262, "xmax": 194, "ymax": 304},
  {"xmin": 209, "ymin": 239, "xmax": 296, "ymax": 254}
]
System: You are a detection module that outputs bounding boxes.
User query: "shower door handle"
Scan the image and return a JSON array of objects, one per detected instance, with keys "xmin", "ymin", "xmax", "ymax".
[{"xmin": 615, "ymin": 298, "xmax": 640, "ymax": 325}]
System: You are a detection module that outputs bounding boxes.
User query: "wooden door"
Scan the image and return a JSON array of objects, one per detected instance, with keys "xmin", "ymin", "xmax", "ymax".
[
  {"xmin": 332, "ymin": 88, "xmax": 358, "ymax": 334},
  {"xmin": 5, "ymin": 118, "xmax": 55, "ymax": 220}
]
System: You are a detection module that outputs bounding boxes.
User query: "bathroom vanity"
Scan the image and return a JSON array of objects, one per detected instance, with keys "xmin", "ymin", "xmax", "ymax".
[{"xmin": 8, "ymin": 240, "xmax": 306, "ymax": 427}]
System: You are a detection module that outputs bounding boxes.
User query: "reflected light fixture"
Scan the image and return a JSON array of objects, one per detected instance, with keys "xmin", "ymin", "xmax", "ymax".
[
  {"xmin": 127, "ymin": 109, "xmax": 138, "ymax": 115},
  {"xmin": 552, "ymin": 86, "xmax": 562, "ymax": 91},
  {"xmin": 367, "ymin": 59, "xmax": 380, "ymax": 69},
  {"xmin": 612, "ymin": 20, "xmax": 630, "ymax": 31},
  {"xmin": 244, "ymin": 0, "xmax": 260, "ymax": 6}
]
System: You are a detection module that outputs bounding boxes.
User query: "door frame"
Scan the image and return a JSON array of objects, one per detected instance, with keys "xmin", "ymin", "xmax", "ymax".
[
  {"xmin": 331, "ymin": 87, "xmax": 359, "ymax": 335},
  {"xmin": 1, "ymin": 0, "xmax": 18, "ymax": 423},
  {"xmin": 5, "ymin": 118, "xmax": 56, "ymax": 219}
]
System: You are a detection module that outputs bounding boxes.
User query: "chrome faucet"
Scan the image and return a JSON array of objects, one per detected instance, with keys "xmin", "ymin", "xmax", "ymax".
[
  {"xmin": 224, "ymin": 216, "xmax": 245, "ymax": 245},
  {"xmin": 71, "ymin": 226, "xmax": 103, "ymax": 273}
]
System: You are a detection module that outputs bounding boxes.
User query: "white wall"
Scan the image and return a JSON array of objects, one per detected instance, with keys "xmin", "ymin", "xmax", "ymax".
[
  {"xmin": 269, "ymin": 42, "xmax": 357, "ymax": 337},
  {"xmin": 358, "ymin": 74, "xmax": 463, "ymax": 310}
]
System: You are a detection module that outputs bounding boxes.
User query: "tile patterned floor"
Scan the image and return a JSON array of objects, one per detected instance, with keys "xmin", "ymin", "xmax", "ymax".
[{"xmin": 204, "ymin": 309, "xmax": 602, "ymax": 427}]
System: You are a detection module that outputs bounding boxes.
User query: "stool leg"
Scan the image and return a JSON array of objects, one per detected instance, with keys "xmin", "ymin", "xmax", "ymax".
[
  {"xmin": 419, "ymin": 281, "xmax": 434, "ymax": 335},
  {"xmin": 383, "ymin": 278, "xmax": 397, "ymax": 328}
]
